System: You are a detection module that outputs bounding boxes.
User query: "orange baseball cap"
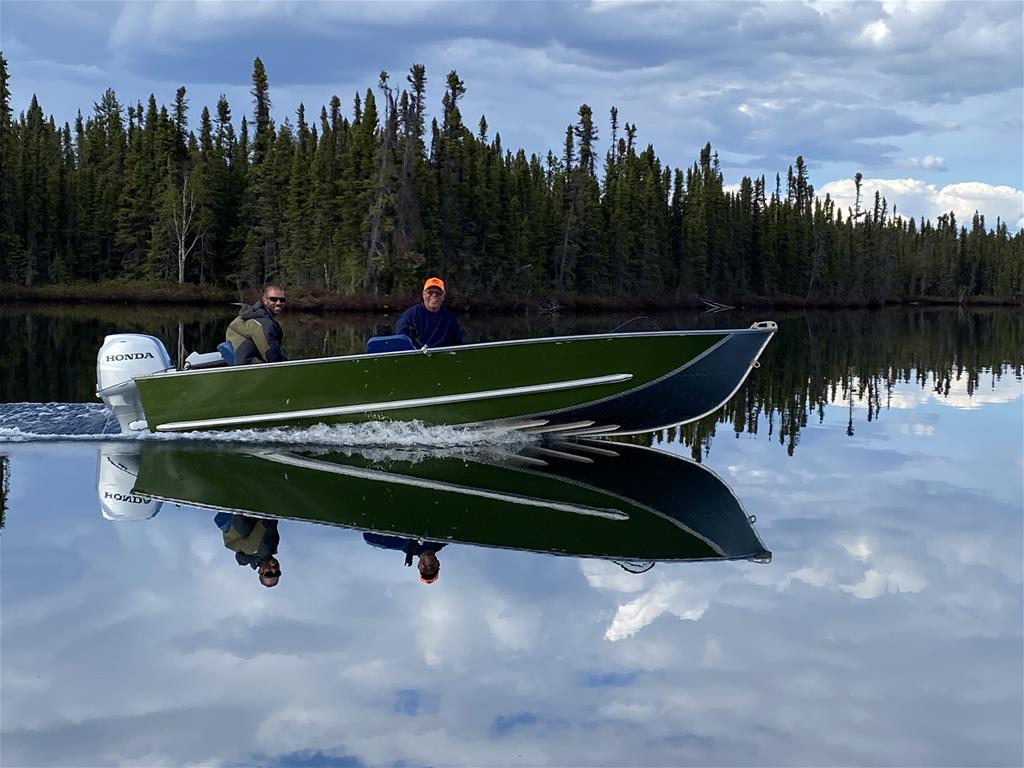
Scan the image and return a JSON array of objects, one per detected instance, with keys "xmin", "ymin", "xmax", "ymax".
[{"xmin": 423, "ymin": 277, "xmax": 445, "ymax": 292}]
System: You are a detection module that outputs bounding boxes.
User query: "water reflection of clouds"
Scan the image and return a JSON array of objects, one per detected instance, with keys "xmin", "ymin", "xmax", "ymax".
[
  {"xmin": 855, "ymin": 368, "xmax": 1023, "ymax": 411},
  {"xmin": 3, "ymin": 384, "xmax": 1023, "ymax": 768},
  {"xmin": 579, "ymin": 392, "xmax": 1022, "ymax": 763}
]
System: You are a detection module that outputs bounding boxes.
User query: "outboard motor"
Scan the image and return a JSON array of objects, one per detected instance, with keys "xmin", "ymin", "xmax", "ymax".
[
  {"xmin": 96, "ymin": 334, "xmax": 174, "ymax": 433},
  {"xmin": 96, "ymin": 444, "xmax": 163, "ymax": 521}
]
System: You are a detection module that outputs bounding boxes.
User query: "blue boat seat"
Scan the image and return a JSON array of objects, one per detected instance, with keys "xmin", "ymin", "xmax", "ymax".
[
  {"xmin": 218, "ymin": 341, "xmax": 236, "ymax": 365},
  {"xmin": 366, "ymin": 334, "xmax": 416, "ymax": 354}
]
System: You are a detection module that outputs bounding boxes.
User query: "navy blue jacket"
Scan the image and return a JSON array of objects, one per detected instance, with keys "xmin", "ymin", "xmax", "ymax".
[
  {"xmin": 364, "ymin": 532, "xmax": 447, "ymax": 566},
  {"xmin": 395, "ymin": 304, "xmax": 465, "ymax": 348}
]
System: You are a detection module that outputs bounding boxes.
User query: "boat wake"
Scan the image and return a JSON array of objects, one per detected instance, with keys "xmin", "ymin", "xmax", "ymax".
[
  {"xmin": 0, "ymin": 402, "xmax": 533, "ymax": 448},
  {"xmin": 0, "ymin": 402, "xmax": 124, "ymax": 440}
]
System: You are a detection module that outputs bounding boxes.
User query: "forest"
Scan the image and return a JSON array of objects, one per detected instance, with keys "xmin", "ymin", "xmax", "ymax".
[{"xmin": 0, "ymin": 54, "xmax": 1021, "ymax": 306}]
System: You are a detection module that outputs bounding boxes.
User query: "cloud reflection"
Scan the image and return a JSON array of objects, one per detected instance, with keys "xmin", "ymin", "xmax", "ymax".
[{"xmin": 2, "ymin": 379, "xmax": 1022, "ymax": 767}]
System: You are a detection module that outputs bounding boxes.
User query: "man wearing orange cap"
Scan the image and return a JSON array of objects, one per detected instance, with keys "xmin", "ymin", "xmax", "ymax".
[
  {"xmin": 363, "ymin": 532, "xmax": 447, "ymax": 584},
  {"xmin": 395, "ymin": 276, "xmax": 465, "ymax": 348}
]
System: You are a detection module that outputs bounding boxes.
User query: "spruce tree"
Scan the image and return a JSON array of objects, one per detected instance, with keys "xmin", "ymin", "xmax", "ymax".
[{"xmin": 0, "ymin": 53, "xmax": 18, "ymax": 283}]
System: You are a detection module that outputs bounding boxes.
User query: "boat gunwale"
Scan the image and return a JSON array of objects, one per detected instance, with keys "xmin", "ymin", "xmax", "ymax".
[{"xmin": 135, "ymin": 327, "xmax": 771, "ymax": 382}]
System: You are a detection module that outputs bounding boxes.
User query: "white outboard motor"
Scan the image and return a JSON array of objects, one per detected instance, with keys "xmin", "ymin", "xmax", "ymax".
[
  {"xmin": 96, "ymin": 445, "xmax": 163, "ymax": 521},
  {"xmin": 96, "ymin": 334, "xmax": 174, "ymax": 433}
]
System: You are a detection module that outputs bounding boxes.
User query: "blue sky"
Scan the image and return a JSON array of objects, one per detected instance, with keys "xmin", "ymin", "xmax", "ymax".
[{"xmin": 2, "ymin": 0, "xmax": 1022, "ymax": 228}]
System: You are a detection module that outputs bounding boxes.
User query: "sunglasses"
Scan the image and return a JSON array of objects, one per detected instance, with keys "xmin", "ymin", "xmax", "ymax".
[
  {"xmin": 264, "ymin": 296, "xmax": 287, "ymax": 304},
  {"xmin": 263, "ymin": 569, "xmax": 281, "ymax": 578}
]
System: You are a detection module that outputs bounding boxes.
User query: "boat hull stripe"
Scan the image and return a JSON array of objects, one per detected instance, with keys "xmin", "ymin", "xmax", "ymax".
[
  {"xmin": 263, "ymin": 452, "xmax": 629, "ymax": 520},
  {"xmin": 155, "ymin": 373, "xmax": 633, "ymax": 432}
]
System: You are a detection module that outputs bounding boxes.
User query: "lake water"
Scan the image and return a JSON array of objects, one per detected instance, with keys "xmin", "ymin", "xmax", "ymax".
[{"xmin": 1, "ymin": 305, "xmax": 1022, "ymax": 767}]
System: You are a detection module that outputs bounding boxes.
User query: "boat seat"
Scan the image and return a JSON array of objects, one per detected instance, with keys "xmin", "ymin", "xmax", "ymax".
[
  {"xmin": 366, "ymin": 334, "xmax": 415, "ymax": 354},
  {"xmin": 183, "ymin": 350, "xmax": 227, "ymax": 369},
  {"xmin": 218, "ymin": 341, "xmax": 236, "ymax": 365}
]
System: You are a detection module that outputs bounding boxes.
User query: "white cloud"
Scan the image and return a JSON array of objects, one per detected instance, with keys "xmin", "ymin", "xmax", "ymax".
[
  {"xmin": 819, "ymin": 177, "xmax": 1024, "ymax": 230},
  {"xmin": 896, "ymin": 423, "xmax": 937, "ymax": 436},
  {"xmin": 580, "ymin": 559, "xmax": 647, "ymax": 593},
  {"xmin": 937, "ymin": 182, "xmax": 1024, "ymax": 229},
  {"xmin": 859, "ymin": 19, "xmax": 892, "ymax": 46},
  {"xmin": 604, "ymin": 582, "xmax": 708, "ymax": 641},
  {"xmin": 904, "ymin": 154, "xmax": 946, "ymax": 171},
  {"xmin": 841, "ymin": 537, "xmax": 873, "ymax": 561},
  {"xmin": 484, "ymin": 595, "xmax": 542, "ymax": 652},
  {"xmin": 840, "ymin": 566, "xmax": 927, "ymax": 599},
  {"xmin": 780, "ymin": 565, "xmax": 837, "ymax": 590}
]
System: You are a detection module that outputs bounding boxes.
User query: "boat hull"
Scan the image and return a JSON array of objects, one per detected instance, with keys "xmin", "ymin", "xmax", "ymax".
[
  {"xmin": 129, "ymin": 440, "xmax": 770, "ymax": 563},
  {"xmin": 132, "ymin": 328, "xmax": 774, "ymax": 434}
]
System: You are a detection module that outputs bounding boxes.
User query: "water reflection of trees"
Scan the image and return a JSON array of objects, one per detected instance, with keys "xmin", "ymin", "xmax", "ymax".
[
  {"xmin": 2, "ymin": 306, "xmax": 1020, "ymax": 457},
  {"xmin": 1, "ymin": 455, "xmax": 8, "ymax": 530},
  {"xmin": 637, "ymin": 309, "xmax": 1023, "ymax": 459}
]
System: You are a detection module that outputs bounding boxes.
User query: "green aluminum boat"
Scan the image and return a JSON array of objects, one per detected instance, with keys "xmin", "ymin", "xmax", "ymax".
[
  {"xmin": 98, "ymin": 439, "xmax": 771, "ymax": 564},
  {"xmin": 96, "ymin": 323, "xmax": 776, "ymax": 436}
]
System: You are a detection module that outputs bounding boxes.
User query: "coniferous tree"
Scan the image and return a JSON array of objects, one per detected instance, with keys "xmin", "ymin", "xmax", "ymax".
[
  {"xmin": 1, "ymin": 57, "xmax": 1020, "ymax": 306},
  {"xmin": 392, "ymin": 65, "xmax": 429, "ymax": 290},
  {"xmin": 0, "ymin": 53, "xmax": 18, "ymax": 283},
  {"xmin": 242, "ymin": 57, "xmax": 278, "ymax": 286}
]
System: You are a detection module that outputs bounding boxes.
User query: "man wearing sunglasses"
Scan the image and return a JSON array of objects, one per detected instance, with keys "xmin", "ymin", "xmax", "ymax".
[
  {"xmin": 226, "ymin": 284, "xmax": 288, "ymax": 365},
  {"xmin": 214, "ymin": 512, "xmax": 282, "ymax": 588}
]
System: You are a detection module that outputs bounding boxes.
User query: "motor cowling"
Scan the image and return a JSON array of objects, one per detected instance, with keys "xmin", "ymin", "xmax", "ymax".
[
  {"xmin": 96, "ymin": 445, "xmax": 163, "ymax": 521},
  {"xmin": 97, "ymin": 334, "xmax": 173, "ymax": 391},
  {"xmin": 96, "ymin": 334, "xmax": 173, "ymax": 432}
]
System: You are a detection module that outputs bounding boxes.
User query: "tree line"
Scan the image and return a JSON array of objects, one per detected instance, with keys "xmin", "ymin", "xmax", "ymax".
[{"xmin": 0, "ymin": 54, "xmax": 1020, "ymax": 303}]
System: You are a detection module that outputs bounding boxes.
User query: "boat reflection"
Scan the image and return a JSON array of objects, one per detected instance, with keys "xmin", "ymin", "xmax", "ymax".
[{"xmin": 96, "ymin": 439, "xmax": 771, "ymax": 572}]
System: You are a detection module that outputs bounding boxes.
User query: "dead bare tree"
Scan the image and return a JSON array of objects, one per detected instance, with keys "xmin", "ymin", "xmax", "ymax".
[{"xmin": 171, "ymin": 174, "xmax": 206, "ymax": 284}]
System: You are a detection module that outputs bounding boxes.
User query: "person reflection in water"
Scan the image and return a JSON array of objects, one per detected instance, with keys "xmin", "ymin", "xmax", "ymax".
[
  {"xmin": 215, "ymin": 513, "xmax": 281, "ymax": 587},
  {"xmin": 363, "ymin": 532, "xmax": 447, "ymax": 584}
]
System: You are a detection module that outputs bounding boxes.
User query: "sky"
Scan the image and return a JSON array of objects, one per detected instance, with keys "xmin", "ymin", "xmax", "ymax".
[{"xmin": 2, "ymin": 0, "xmax": 1023, "ymax": 229}]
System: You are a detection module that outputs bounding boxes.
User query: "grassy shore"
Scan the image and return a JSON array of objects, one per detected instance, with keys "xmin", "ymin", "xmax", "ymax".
[{"xmin": 2, "ymin": 281, "xmax": 1019, "ymax": 312}]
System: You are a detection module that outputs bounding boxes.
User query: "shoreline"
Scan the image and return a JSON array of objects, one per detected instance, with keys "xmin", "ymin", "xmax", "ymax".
[{"xmin": 2, "ymin": 281, "xmax": 1019, "ymax": 312}]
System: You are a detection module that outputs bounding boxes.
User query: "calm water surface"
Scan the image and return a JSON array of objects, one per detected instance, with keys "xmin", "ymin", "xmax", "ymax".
[{"xmin": 1, "ymin": 305, "xmax": 1022, "ymax": 767}]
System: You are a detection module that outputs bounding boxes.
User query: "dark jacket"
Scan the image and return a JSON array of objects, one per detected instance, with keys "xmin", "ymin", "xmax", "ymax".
[
  {"xmin": 226, "ymin": 302, "xmax": 286, "ymax": 364},
  {"xmin": 215, "ymin": 513, "xmax": 280, "ymax": 568},
  {"xmin": 395, "ymin": 304, "xmax": 464, "ymax": 348},
  {"xmin": 363, "ymin": 533, "xmax": 447, "ymax": 566}
]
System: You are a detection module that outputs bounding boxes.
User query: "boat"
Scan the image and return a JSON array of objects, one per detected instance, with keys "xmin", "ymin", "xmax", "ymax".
[
  {"xmin": 96, "ymin": 439, "xmax": 771, "ymax": 565},
  {"xmin": 95, "ymin": 323, "xmax": 776, "ymax": 435}
]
